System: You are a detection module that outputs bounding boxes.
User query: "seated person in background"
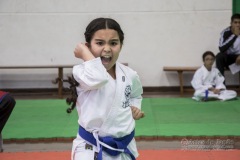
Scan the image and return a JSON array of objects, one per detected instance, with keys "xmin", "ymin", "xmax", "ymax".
[
  {"xmin": 191, "ymin": 51, "xmax": 237, "ymax": 101},
  {"xmin": 216, "ymin": 13, "xmax": 240, "ymax": 77},
  {"xmin": 0, "ymin": 91, "xmax": 16, "ymax": 152}
]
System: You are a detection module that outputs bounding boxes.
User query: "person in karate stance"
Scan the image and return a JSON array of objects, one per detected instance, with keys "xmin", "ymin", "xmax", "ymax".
[
  {"xmin": 71, "ymin": 18, "xmax": 144, "ymax": 160},
  {"xmin": 191, "ymin": 51, "xmax": 237, "ymax": 101}
]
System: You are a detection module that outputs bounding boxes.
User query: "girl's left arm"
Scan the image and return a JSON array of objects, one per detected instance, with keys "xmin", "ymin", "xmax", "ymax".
[{"xmin": 130, "ymin": 73, "xmax": 144, "ymax": 120}]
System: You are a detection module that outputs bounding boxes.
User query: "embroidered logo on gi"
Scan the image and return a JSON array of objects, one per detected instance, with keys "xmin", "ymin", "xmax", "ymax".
[
  {"xmin": 122, "ymin": 85, "xmax": 131, "ymax": 108},
  {"xmin": 85, "ymin": 143, "xmax": 93, "ymax": 150}
]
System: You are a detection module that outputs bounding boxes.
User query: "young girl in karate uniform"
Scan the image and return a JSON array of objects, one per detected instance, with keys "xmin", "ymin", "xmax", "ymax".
[
  {"xmin": 191, "ymin": 51, "xmax": 237, "ymax": 101},
  {"xmin": 71, "ymin": 18, "xmax": 144, "ymax": 160}
]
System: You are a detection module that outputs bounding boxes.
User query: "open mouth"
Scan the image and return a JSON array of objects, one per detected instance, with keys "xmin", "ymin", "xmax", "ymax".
[{"xmin": 101, "ymin": 55, "xmax": 112, "ymax": 64}]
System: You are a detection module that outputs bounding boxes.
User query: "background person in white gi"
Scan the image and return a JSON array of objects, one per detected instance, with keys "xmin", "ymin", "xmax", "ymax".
[
  {"xmin": 71, "ymin": 18, "xmax": 144, "ymax": 160},
  {"xmin": 191, "ymin": 51, "xmax": 237, "ymax": 101}
]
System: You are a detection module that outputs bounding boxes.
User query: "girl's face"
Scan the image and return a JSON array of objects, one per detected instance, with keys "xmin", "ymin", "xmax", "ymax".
[
  {"xmin": 88, "ymin": 29, "xmax": 122, "ymax": 75},
  {"xmin": 203, "ymin": 55, "xmax": 215, "ymax": 70}
]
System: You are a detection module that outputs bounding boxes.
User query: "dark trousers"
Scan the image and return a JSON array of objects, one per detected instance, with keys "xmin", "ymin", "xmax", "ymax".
[
  {"xmin": 0, "ymin": 94, "xmax": 16, "ymax": 133},
  {"xmin": 216, "ymin": 52, "xmax": 239, "ymax": 77}
]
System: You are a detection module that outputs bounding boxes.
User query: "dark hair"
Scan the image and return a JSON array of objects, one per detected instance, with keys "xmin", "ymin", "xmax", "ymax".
[
  {"xmin": 65, "ymin": 76, "xmax": 79, "ymax": 113},
  {"xmin": 202, "ymin": 51, "xmax": 215, "ymax": 61},
  {"xmin": 231, "ymin": 13, "xmax": 240, "ymax": 22},
  {"xmin": 84, "ymin": 18, "xmax": 124, "ymax": 44}
]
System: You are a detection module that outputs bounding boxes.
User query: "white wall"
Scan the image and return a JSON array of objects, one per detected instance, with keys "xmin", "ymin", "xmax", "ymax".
[{"xmin": 0, "ymin": 0, "xmax": 237, "ymax": 89}]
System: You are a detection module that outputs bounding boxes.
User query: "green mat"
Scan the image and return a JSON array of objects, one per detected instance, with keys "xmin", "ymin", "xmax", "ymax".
[
  {"xmin": 3, "ymin": 98, "xmax": 240, "ymax": 140},
  {"xmin": 136, "ymin": 98, "xmax": 240, "ymax": 137}
]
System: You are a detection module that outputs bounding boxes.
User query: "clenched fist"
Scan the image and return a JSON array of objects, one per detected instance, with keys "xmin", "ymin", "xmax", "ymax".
[
  {"xmin": 131, "ymin": 106, "xmax": 145, "ymax": 120},
  {"xmin": 74, "ymin": 43, "xmax": 94, "ymax": 61}
]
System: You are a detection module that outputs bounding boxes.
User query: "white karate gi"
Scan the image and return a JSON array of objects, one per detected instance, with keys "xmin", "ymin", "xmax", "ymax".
[
  {"xmin": 71, "ymin": 58, "xmax": 143, "ymax": 160},
  {"xmin": 191, "ymin": 65, "xmax": 237, "ymax": 101}
]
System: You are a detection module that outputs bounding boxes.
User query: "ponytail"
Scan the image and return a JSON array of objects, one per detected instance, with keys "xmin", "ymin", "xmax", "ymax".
[{"xmin": 65, "ymin": 76, "xmax": 79, "ymax": 113}]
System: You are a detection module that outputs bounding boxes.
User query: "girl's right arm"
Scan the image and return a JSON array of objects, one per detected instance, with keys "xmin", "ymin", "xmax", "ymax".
[
  {"xmin": 73, "ymin": 58, "xmax": 109, "ymax": 90},
  {"xmin": 74, "ymin": 43, "xmax": 95, "ymax": 61}
]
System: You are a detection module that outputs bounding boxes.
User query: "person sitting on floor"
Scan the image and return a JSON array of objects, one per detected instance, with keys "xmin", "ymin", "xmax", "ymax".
[
  {"xmin": 0, "ymin": 91, "xmax": 16, "ymax": 152},
  {"xmin": 191, "ymin": 51, "xmax": 237, "ymax": 101}
]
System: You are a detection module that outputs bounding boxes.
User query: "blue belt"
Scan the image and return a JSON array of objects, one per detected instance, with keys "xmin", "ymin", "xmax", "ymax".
[{"xmin": 78, "ymin": 126, "xmax": 135, "ymax": 160}]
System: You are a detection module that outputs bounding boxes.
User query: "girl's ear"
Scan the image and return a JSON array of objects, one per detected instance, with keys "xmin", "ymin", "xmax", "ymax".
[{"xmin": 85, "ymin": 42, "xmax": 90, "ymax": 48}]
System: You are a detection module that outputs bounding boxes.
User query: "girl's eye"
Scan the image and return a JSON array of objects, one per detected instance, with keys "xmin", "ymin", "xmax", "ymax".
[
  {"xmin": 96, "ymin": 42, "xmax": 103, "ymax": 45},
  {"xmin": 111, "ymin": 42, "xmax": 118, "ymax": 46}
]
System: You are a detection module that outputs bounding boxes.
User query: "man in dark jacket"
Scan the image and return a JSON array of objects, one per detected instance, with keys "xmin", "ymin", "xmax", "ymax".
[{"xmin": 216, "ymin": 13, "xmax": 240, "ymax": 77}]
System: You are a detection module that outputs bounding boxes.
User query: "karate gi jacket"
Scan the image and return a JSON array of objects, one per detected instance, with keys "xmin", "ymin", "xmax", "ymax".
[{"xmin": 72, "ymin": 57, "xmax": 143, "ymax": 158}]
